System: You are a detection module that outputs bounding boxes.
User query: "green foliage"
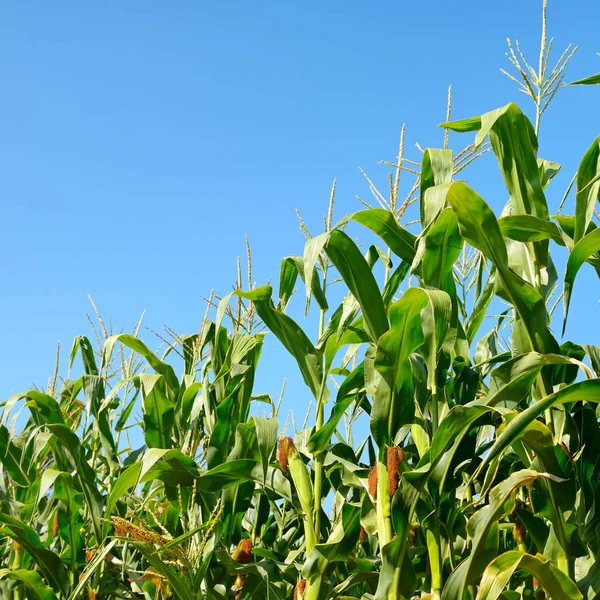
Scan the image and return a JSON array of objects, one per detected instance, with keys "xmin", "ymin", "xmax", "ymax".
[{"xmin": 3, "ymin": 3, "xmax": 600, "ymax": 599}]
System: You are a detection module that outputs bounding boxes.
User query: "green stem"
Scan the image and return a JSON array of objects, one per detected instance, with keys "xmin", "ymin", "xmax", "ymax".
[
  {"xmin": 376, "ymin": 460, "xmax": 393, "ymax": 547},
  {"xmin": 426, "ymin": 519, "xmax": 443, "ymax": 595},
  {"xmin": 384, "ymin": 248, "xmax": 392, "ymax": 285},
  {"xmin": 313, "ymin": 400, "xmax": 324, "ymax": 545},
  {"xmin": 313, "ymin": 269, "xmax": 328, "ymax": 545},
  {"xmin": 12, "ymin": 543, "xmax": 24, "ymax": 600},
  {"xmin": 431, "ymin": 386, "xmax": 439, "ymax": 436}
]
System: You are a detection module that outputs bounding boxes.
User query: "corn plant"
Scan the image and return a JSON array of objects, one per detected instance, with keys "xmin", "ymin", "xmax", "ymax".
[{"xmin": 3, "ymin": 2, "xmax": 600, "ymax": 599}]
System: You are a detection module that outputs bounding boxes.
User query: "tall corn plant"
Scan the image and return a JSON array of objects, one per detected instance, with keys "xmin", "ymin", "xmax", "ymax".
[{"xmin": 4, "ymin": 2, "xmax": 600, "ymax": 599}]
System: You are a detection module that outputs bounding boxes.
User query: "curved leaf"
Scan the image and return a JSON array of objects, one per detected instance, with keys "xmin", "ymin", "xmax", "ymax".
[
  {"xmin": 308, "ymin": 363, "xmax": 365, "ymax": 454},
  {"xmin": 0, "ymin": 569, "xmax": 57, "ymax": 600},
  {"xmin": 499, "ymin": 214, "xmax": 565, "ymax": 245},
  {"xmin": 574, "ymin": 137, "xmax": 600, "ymax": 244},
  {"xmin": 442, "ymin": 470, "xmax": 562, "ymax": 600},
  {"xmin": 351, "ymin": 209, "xmax": 417, "ymax": 263},
  {"xmin": 324, "ymin": 229, "xmax": 389, "ymax": 342},
  {"xmin": 103, "ymin": 334, "xmax": 180, "ymax": 399},
  {"xmin": 420, "ymin": 149, "xmax": 453, "ymax": 229},
  {"xmin": 370, "ymin": 288, "xmax": 429, "ymax": 447},
  {"xmin": 238, "ymin": 286, "xmax": 324, "ymax": 400},
  {"xmin": 476, "ymin": 551, "xmax": 582, "ymax": 600},
  {"xmin": 479, "ymin": 379, "xmax": 600, "ymax": 476},
  {"xmin": 563, "ymin": 228, "xmax": 600, "ymax": 333},
  {"xmin": 446, "ymin": 181, "xmax": 558, "ymax": 357},
  {"xmin": 0, "ymin": 513, "xmax": 69, "ymax": 595}
]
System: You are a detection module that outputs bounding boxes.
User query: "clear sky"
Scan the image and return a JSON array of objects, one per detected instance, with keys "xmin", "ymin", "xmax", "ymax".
[{"xmin": 2, "ymin": 1, "xmax": 600, "ymax": 422}]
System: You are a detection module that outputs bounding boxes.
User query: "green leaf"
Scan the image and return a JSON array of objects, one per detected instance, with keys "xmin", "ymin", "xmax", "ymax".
[
  {"xmin": 103, "ymin": 334, "xmax": 180, "ymax": 400},
  {"xmin": 479, "ymin": 379, "xmax": 600, "ymax": 476},
  {"xmin": 302, "ymin": 502, "xmax": 361, "ymax": 579},
  {"xmin": 382, "ymin": 260, "xmax": 411, "ymax": 307},
  {"xmin": 351, "ymin": 209, "xmax": 417, "ymax": 263},
  {"xmin": 441, "ymin": 470, "xmax": 561, "ymax": 600},
  {"xmin": 54, "ymin": 472, "xmax": 85, "ymax": 566},
  {"xmin": 446, "ymin": 181, "xmax": 558, "ymax": 357},
  {"xmin": 278, "ymin": 255, "xmax": 328, "ymax": 312},
  {"xmin": 0, "ymin": 569, "xmax": 58, "ymax": 600},
  {"xmin": 374, "ymin": 536, "xmax": 417, "ymax": 600},
  {"xmin": 105, "ymin": 462, "xmax": 142, "ymax": 522},
  {"xmin": 420, "ymin": 289, "xmax": 453, "ymax": 391},
  {"xmin": 422, "ymin": 208, "xmax": 463, "ymax": 296},
  {"xmin": 251, "ymin": 416, "xmax": 278, "ymax": 482},
  {"xmin": 0, "ymin": 425, "xmax": 32, "ymax": 486},
  {"xmin": 66, "ymin": 540, "xmax": 118, "ymax": 600},
  {"xmin": 477, "ymin": 551, "xmax": 582, "ymax": 600},
  {"xmin": 370, "ymin": 288, "xmax": 429, "ymax": 447},
  {"xmin": 196, "ymin": 459, "xmax": 293, "ymax": 502},
  {"xmin": 129, "ymin": 542, "xmax": 196, "ymax": 600},
  {"xmin": 447, "ymin": 104, "xmax": 551, "ymax": 275},
  {"xmin": 574, "ymin": 137, "xmax": 600, "ymax": 244},
  {"xmin": 0, "ymin": 513, "xmax": 69, "ymax": 595},
  {"xmin": 69, "ymin": 335, "xmax": 99, "ymax": 376},
  {"xmin": 140, "ymin": 448, "xmax": 201, "ymax": 487},
  {"xmin": 421, "ymin": 207, "xmax": 463, "ymax": 354},
  {"xmin": 420, "ymin": 149, "xmax": 453, "ymax": 229},
  {"xmin": 498, "ymin": 214, "xmax": 565, "ymax": 245},
  {"xmin": 324, "ymin": 315, "xmax": 369, "ymax": 370},
  {"xmin": 82, "ymin": 374, "xmax": 117, "ymax": 465},
  {"xmin": 486, "ymin": 352, "xmax": 591, "ymax": 407},
  {"xmin": 466, "ymin": 267, "xmax": 496, "ymax": 343},
  {"xmin": 324, "ymin": 229, "xmax": 389, "ymax": 342},
  {"xmin": 563, "ymin": 228, "xmax": 600, "ymax": 333},
  {"xmin": 238, "ymin": 286, "xmax": 324, "ymax": 401},
  {"xmin": 568, "ymin": 72, "xmax": 600, "ymax": 86},
  {"xmin": 538, "ymin": 158, "xmax": 562, "ymax": 190},
  {"xmin": 308, "ymin": 363, "xmax": 365, "ymax": 454},
  {"xmin": 24, "ymin": 391, "xmax": 65, "ymax": 425},
  {"xmin": 139, "ymin": 374, "xmax": 175, "ymax": 449},
  {"xmin": 440, "ymin": 116, "xmax": 482, "ymax": 132}
]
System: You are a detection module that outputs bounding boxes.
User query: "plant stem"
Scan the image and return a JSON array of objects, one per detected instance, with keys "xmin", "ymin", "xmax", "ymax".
[
  {"xmin": 431, "ymin": 386, "xmax": 439, "ymax": 436},
  {"xmin": 313, "ymin": 272, "xmax": 328, "ymax": 546},
  {"xmin": 426, "ymin": 519, "xmax": 443, "ymax": 595},
  {"xmin": 376, "ymin": 460, "xmax": 393, "ymax": 547},
  {"xmin": 384, "ymin": 248, "xmax": 392, "ymax": 285},
  {"xmin": 12, "ymin": 543, "xmax": 23, "ymax": 600},
  {"xmin": 313, "ymin": 400, "xmax": 324, "ymax": 546}
]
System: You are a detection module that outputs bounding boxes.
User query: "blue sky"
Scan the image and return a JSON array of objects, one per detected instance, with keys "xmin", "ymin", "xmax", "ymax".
[{"xmin": 1, "ymin": 1, "xmax": 600, "ymax": 424}]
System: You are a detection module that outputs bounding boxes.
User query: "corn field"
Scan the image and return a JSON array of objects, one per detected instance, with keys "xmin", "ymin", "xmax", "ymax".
[{"xmin": 3, "ymin": 4, "xmax": 600, "ymax": 600}]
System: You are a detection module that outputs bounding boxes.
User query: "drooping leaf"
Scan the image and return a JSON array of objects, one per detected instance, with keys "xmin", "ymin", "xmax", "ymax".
[
  {"xmin": 476, "ymin": 551, "xmax": 582, "ymax": 600},
  {"xmin": 446, "ymin": 181, "xmax": 558, "ymax": 357},
  {"xmin": 563, "ymin": 227, "xmax": 600, "ymax": 333},
  {"xmin": 0, "ymin": 569, "xmax": 58, "ymax": 600},
  {"xmin": 446, "ymin": 104, "xmax": 551, "ymax": 278},
  {"xmin": 478, "ymin": 379, "xmax": 600, "ymax": 476},
  {"xmin": 498, "ymin": 214, "xmax": 565, "ymax": 245},
  {"xmin": 574, "ymin": 137, "xmax": 600, "ymax": 244},
  {"xmin": 0, "ymin": 513, "xmax": 69, "ymax": 595},
  {"xmin": 308, "ymin": 363, "xmax": 365, "ymax": 455},
  {"xmin": 351, "ymin": 209, "xmax": 417, "ymax": 263},
  {"xmin": 278, "ymin": 255, "xmax": 328, "ymax": 312},
  {"xmin": 324, "ymin": 229, "xmax": 389, "ymax": 342},
  {"xmin": 238, "ymin": 286, "xmax": 324, "ymax": 401},
  {"xmin": 442, "ymin": 470, "xmax": 563, "ymax": 600},
  {"xmin": 103, "ymin": 334, "xmax": 180, "ymax": 400}
]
